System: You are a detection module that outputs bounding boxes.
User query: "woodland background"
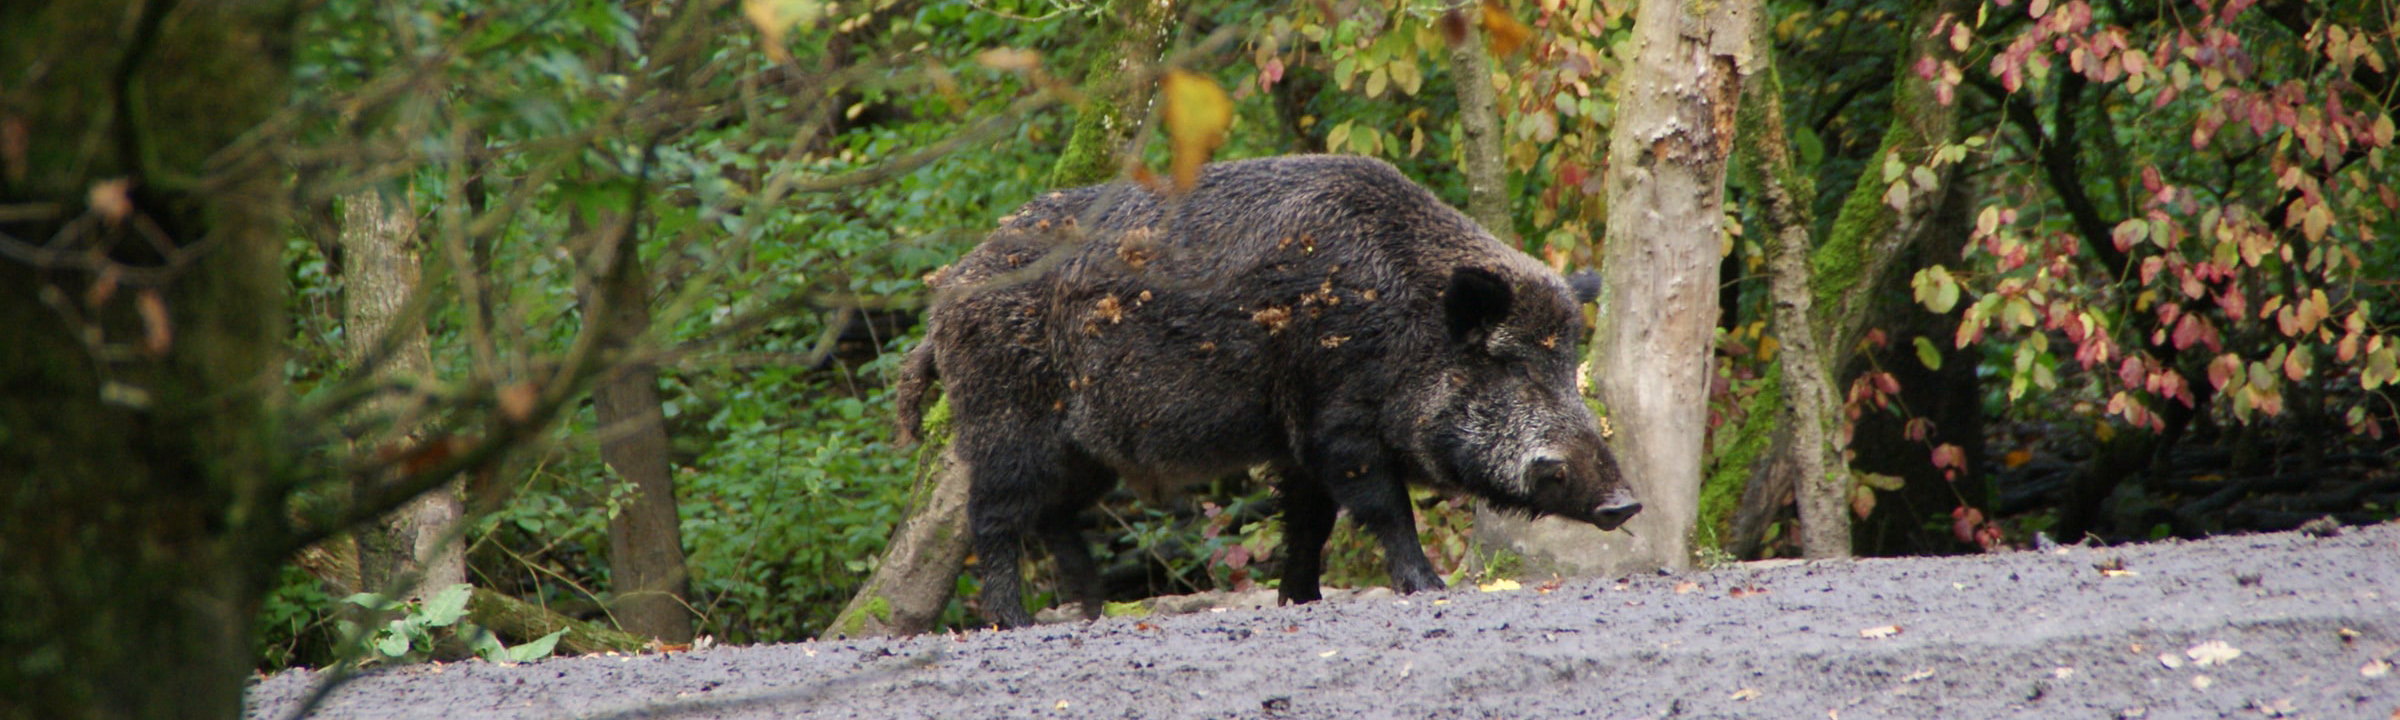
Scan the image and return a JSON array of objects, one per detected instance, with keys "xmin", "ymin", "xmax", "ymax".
[{"xmin": 2, "ymin": 0, "xmax": 2394, "ymax": 717}]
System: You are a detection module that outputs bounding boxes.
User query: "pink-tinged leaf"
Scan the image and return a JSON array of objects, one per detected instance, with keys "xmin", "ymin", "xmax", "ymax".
[
  {"xmin": 2216, "ymin": 284, "xmax": 2245, "ymax": 321},
  {"xmin": 2142, "ymin": 165, "xmax": 2164, "ymax": 194},
  {"xmin": 2030, "ymin": 0, "xmax": 2050, "ymax": 19},
  {"xmin": 2284, "ymin": 344, "xmax": 2312, "ymax": 381},
  {"xmin": 2277, "ymin": 304, "xmax": 2302, "ymax": 337},
  {"xmin": 1931, "ymin": 444, "xmax": 1968, "ymax": 471},
  {"xmin": 1874, "ymin": 371, "xmax": 1901, "ymax": 395},
  {"xmin": 2154, "ymin": 84, "xmax": 2179, "ymax": 109},
  {"xmin": 2140, "ymin": 255, "xmax": 2166, "ymax": 284},
  {"xmin": 2119, "ymin": 356, "xmax": 2147, "ymax": 388},
  {"xmin": 1950, "ymin": 23, "xmax": 1972, "ymax": 52},
  {"xmin": 1904, "ymin": 417, "xmax": 1935, "ymax": 443},
  {"xmin": 2208, "ymin": 352, "xmax": 2242, "ymax": 390},
  {"xmin": 1915, "ymin": 55, "xmax": 1939, "ymax": 80},
  {"xmin": 2339, "ymin": 333, "xmax": 2359, "ymax": 363},
  {"xmin": 1260, "ymin": 57, "xmax": 1285, "ymax": 90},
  {"xmin": 2173, "ymin": 314, "xmax": 2204, "ymax": 349}
]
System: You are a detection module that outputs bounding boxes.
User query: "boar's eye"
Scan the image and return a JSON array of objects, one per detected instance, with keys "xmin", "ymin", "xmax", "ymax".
[
  {"xmin": 1445, "ymin": 267, "xmax": 1513, "ymax": 348},
  {"xmin": 1527, "ymin": 457, "xmax": 1568, "ymax": 488}
]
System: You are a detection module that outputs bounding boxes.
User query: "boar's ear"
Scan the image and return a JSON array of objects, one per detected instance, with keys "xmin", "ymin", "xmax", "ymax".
[
  {"xmin": 1445, "ymin": 267, "xmax": 1513, "ymax": 347},
  {"xmin": 1568, "ymin": 270, "xmax": 1602, "ymax": 305}
]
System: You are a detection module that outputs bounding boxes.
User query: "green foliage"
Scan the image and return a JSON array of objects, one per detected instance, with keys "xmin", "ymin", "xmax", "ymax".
[
  {"xmin": 255, "ymin": 565, "xmax": 339, "ymax": 670},
  {"xmin": 339, "ymin": 585, "xmax": 565, "ymax": 666}
]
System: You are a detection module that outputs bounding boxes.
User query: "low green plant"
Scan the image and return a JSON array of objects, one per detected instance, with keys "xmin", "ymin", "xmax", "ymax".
[{"xmin": 339, "ymin": 584, "xmax": 566, "ymax": 665}]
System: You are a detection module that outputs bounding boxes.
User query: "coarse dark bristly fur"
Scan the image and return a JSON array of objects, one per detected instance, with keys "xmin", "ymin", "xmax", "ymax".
[{"xmin": 894, "ymin": 155, "xmax": 1639, "ymax": 628}]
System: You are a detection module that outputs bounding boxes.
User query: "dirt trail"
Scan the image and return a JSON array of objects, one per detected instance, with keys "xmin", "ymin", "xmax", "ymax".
[{"xmin": 250, "ymin": 522, "xmax": 2400, "ymax": 719}]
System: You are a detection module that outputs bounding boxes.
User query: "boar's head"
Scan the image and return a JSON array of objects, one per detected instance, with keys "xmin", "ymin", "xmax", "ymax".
[{"xmin": 1415, "ymin": 267, "xmax": 1640, "ymax": 530}]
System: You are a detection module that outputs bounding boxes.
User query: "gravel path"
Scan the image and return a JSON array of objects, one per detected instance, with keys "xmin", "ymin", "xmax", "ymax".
[{"xmin": 249, "ymin": 522, "xmax": 2400, "ymax": 719}]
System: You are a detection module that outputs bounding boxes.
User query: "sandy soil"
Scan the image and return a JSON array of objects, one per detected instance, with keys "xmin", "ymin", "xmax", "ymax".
[{"xmin": 249, "ymin": 522, "xmax": 2400, "ymax": 719}]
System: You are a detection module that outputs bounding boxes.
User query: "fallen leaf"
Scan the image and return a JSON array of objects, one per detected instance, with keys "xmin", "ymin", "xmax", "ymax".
[
  {"xmin": 2362, "ymin": 659, "xmax": 2392, "ymax": 678},
  {"xmin": 1536, "ymin": 575, "xmax": 1564, "ymax": 594},
  {"xmin": 1730, "ymin": 687, "xmax": 1761, "ymax": 701},
  {"xmin": 2053, "ymin": 667, "xmax": 2075, "ymax": 679},
  {"xmin": 1479, "ymin": 578, "xmax": 1522, "ymax": 592},
  {"xmin": 1902, "ymin": 667, "xmax": 1935, "ymax": 682},
  {"xmin": 1317, "ymin": 649, "xmax": 1338, "ymax": 658},
  {"xmin": 2190, "ymin": 674, "xmax": 2213, "ymax": 690},
  {"xmin": 1055, "ymin": 700, "xmax": 1070, "ymax": 710},
  {"xmin": 1674, "ymin": 581, "xmax": 1698, "ymax": 594},
  {"xmin": 2158, "ymin": 652, "xmax": 2185, "ymax": 669},
  {"xmin": 1860, "ymin": 625, "xmax": 1901, "ymax": 639},
  {"xmin": 2186, "ymin": 640, "xmax": 2241, "ymax": 666}
]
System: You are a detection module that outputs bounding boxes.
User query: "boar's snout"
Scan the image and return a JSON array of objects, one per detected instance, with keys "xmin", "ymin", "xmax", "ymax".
[
  {"xmin": 1525, "ymin": 454, "xmax": 1641, "ymax": 530},
  {"xmin": 1591, "ymin": 487, "xmax": 1641, "ymax": 530}
]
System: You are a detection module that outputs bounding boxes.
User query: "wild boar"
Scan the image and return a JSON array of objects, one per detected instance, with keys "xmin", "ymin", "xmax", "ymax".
[{"xmin": 893, "ymin": 155, "xmax": 1638, "ymax": 628}]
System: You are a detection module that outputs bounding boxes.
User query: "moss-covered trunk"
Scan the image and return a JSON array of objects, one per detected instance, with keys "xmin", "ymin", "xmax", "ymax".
[
  {"xmin": 1716, "ymin": 0, "xmax": 1972, "ymax": 558},
  {"xmin": 0, "ymin": 1, "xmax": 296, "ymax": 717},
  {"xmin": 1732, "ymin": 35, "xmax": 1850, "ymax": 558}
]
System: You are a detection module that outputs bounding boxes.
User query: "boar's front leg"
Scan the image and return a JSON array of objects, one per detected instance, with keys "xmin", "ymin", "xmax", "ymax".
[{"xmin": 1303, "ymin": 430, "xmax": 1445, "ymax": 596}]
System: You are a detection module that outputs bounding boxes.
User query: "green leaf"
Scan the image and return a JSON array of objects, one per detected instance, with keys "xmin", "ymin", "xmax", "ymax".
[
  {"xmin": 508, "ymin": 629, "xmax": 571, "ymax": 663},
  {"xmin": 1856, "ymin": 472, "xmax": 1906, "ymax": 492},
  {"xmin": 422, "ymin": 583, "xmax": 473, "ymax": 627},
  {"xmin": 376, "ymin": 625, "xmax": 413, "ymax": 657},
  {"xmin": 1914, "ymin": 336, "xmax": 1944, "ymax": 370}
]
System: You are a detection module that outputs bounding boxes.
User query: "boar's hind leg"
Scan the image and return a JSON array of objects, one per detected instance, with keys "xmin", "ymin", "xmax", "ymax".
[
  {"xmin": 1036, "ymin": 477, "xmax": 1111, "ymax": 621},
  {"xmin": 1276, "ymin": 477, "xmax": 1336, "ymax": 605},
  {"xmin": 964, "ymin": 440, "xmax": 1109, "ymax": 629},
  {"xmin": 1305, "ymin": 433, "xmax": 1445, "ymax": 595}
]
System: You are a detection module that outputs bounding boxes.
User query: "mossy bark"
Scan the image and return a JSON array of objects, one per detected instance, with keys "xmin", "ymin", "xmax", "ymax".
[
  {"xmin": 1733, "ymin": 29, "xmax": 1849, "ymax": 558},
  {"xmin": 0, "ymin": 2, "xmax": 297, "ymax": 718}
]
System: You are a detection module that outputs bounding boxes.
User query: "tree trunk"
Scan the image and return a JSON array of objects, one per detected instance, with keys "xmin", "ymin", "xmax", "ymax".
[
  {"xmin": 1045, "ymin": 0, "xmax": 1176, "ymax": 189},
  {"xmin": 1733, "ymin": 34, "xmax": 1849, "ymax": 559},
  {"xmin": 339, "ymin": 189, "xmax": 469, "ymax": 597},
  {"xmin": 580, "ymin": 209, "xmax": 696, "ymax": 644},
  {"xmin": 1448, "ymin": 11, "xmax": 1513, "ymax": 244},
  {"xmin": 0, "ymin": 2, "xmax": 294, "ymax": 718},
  {"xmin": 1582, "ymin": 0, "xmax": 1755, "ymax": 574},
  {"xmin": 826, "ymin": 1, "xmax": 1177, "ymax": 639},
  {"xmin": 823, "ymin": 442, "xmax": 973, "ymax": 639}
]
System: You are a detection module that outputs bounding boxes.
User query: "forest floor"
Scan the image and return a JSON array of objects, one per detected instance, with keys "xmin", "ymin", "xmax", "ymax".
[{"xmin": 250, "ymin": 521, "xmax": 2400, "ymax": 719}]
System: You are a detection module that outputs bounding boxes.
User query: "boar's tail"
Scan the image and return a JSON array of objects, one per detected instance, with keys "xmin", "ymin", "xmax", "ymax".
[{"xmin": 892, "ymin": 340, "xmax": 938, "ymax": 445}]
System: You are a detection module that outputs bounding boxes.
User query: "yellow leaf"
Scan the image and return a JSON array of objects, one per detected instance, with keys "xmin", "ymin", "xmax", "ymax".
[
  {"xmin": 1479, "ymin": 1, "xmax": 1533, "ymax": 57},
  {"xmin": 975, "ymin": 48, "xmax": 1042, "ymax": 72},
  {"xmin": 1478, "ymin": 578, "xmax": 1522, "ymax": 592},
  {"xmin": 1161, "ymin": 70, "xmax": 1233, "ymax": 192},
  {"xmin": 741, "ymin": 0, "xmax": 827, "ymax": 64},
  {"xmin": 1860, "ymin": 624, "xmax": 1902, "ymax": 639}
]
